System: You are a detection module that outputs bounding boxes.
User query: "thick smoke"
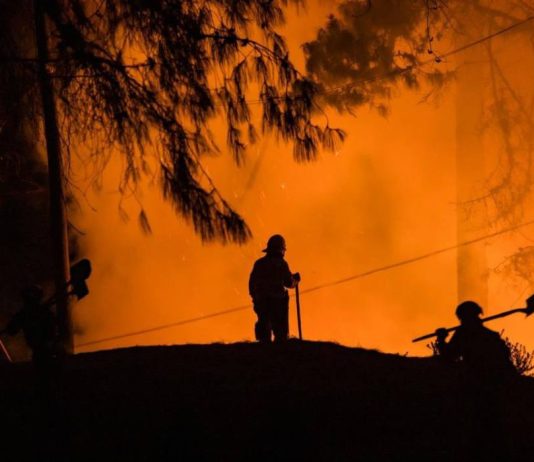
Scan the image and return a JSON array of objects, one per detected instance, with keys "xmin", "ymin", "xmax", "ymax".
[{"xmin": 73, "ymin": 1, "xmax": 534, "ymax": 356}]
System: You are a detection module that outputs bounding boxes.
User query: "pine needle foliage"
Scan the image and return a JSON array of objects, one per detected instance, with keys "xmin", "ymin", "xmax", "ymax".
[{"xmin": 26, "ymin": 0, "xmax": 345, "ymax": 243}]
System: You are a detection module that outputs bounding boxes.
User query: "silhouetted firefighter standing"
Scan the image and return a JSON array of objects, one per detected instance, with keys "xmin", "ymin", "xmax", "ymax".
[
  {"xmin": 435, "ymin": 301, "xmax": 516, "ymax": 378},
  {"xmin": 249, "ymin": 235, "xmax": 300, "ymax": 342}
]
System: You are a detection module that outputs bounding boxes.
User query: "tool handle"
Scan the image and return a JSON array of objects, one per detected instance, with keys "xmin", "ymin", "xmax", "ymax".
[
  {"xmin": 295, "ymin": 283, "xmax": 302, "ymax": 341},
  {"xmin": 412, "ymin": 307, "xmax": 528, "ymax": 343},
  {"xmin": 412, "ymin": 326, "xmax": 458, "ymax": 343},
  {"xmin": 0, "ymin": 338, "xmax": 12, "ymax": 363}
]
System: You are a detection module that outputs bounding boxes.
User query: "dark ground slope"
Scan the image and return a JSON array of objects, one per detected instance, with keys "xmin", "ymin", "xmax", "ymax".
[{"xmin": 1, "ymin": 340, "xmax": 534, "ymax": 461}]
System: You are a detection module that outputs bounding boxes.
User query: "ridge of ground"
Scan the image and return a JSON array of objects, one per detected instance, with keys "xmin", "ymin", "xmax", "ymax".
[{"xmin": 2, "ymin": 340, "xmax": 534, "ymax": 461}]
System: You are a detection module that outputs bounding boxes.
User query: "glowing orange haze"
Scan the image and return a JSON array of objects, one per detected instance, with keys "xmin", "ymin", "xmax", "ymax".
[{"xmin": 72, "ymin": 2, "xmax": 534, "ymax": 356}]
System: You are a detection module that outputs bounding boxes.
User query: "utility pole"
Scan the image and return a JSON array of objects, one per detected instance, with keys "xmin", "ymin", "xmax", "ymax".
[{"xmin": 33, "ymin": 0, "xmax": 72, "ymax": 353}]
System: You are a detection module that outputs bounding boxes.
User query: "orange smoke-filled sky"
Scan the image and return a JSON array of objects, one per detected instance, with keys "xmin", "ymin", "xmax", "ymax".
[{"xmin": 72, "ymin": 1, "xmax": 534, "ymax": 356}]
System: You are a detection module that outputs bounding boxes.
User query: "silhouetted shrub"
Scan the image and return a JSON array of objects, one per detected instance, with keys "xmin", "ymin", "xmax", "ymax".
[{"xmin": 504, "ymin": 336, "xmax": 534, "ymax": 376}]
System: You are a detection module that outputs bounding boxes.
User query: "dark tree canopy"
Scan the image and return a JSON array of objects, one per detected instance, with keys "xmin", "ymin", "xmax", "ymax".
[
  {"xmin": 303, "ymin": 0, "xmax": 534, "ymax": 286},
  {"xmin": 303, "ymin": 0, "xmax": 449, "ymax": 114},
  {"xmin": 303, "ymin": 0, "xmax": 534, "ymax": 114},
  {"xmin": 303, "ymin": 0, "xmax": 534, "ymax": 208},
  {"xmin": 9, "ymin": 0, "xmax": 345, "ymax": 243}
]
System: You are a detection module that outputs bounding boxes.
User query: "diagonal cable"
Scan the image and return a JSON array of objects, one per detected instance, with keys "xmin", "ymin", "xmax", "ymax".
[{"xmin": 76, "ymin": 217, "xmax": 534, "ymax": 349}]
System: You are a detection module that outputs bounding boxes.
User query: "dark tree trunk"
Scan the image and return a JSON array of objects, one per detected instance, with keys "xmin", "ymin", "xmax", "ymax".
[{"xmin": 33, "ymin": 0, "xmax": 72, "ymax": 352}]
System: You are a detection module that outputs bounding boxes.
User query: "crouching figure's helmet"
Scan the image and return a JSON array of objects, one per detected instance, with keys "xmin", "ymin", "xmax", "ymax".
[{"xmin": 455, "ymin": 301, "xmax": 483, "ymax": 321}]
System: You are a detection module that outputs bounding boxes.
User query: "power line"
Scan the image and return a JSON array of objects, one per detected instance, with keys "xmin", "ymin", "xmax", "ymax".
[
  {"xmin": 323, "ymin": 14, "xmax": 534, "ymax": 96},
  {"xmin": 76, "ymin": 303, "xmax": 252, "ymax": 348},
  {"xmin": 75, "ymin": 217, "xmax": 534, "ymax": 349},
  {"xmin": 439, "ymin": 14, "xmax": 534, "ymax": 61},
  {"xmin": 299, "ymin": 218, "xmax": 534, "ymax": 296},
  {"xmin": 239, "ymin": 14, "xmax": 534, "ymax": 106}
]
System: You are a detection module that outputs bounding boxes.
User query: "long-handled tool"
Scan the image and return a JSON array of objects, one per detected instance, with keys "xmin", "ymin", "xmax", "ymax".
[
  {"xmin": 0, "ymin": 335, "xmax": 12, "ymax": 363},
  {"xmin": 295, "ymin": 283, "xmax": 303, "ymax": 340},
  {"xmin": 412, "ymin": 294, "xmax": 534, "ymax": 343}
]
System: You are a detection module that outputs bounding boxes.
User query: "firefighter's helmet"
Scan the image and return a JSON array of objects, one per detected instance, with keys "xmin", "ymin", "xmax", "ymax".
[
  {"xmin": 455, "ymin": 301, "xmax": 483, "ymax": 321},
  {"xmin": 262, "ymin": 234, "xmax": 286, "ymax": 254}
]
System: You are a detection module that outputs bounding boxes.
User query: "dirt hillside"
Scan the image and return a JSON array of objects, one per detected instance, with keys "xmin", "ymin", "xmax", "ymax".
[{"xmin": 2, "ymin": 340, "xmax": 533, "ymax": 461}]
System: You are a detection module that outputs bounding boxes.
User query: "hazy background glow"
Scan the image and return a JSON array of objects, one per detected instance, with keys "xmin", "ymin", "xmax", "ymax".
[{"xmin": 72, "ymin": 1, "xmax": 534, "ymax": 356}]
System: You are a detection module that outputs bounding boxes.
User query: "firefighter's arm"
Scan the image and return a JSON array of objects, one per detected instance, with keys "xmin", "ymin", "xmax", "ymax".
[
  {"xmin": 434, "ymin": 328, "xmax": 449, "ymax": 356},
  {"xmin": 435, "ymin": 328, "xmax": 462, "ymax": 361},
  {"xmin": 283, "ymin": 261, "xmax": 301, "ymax": 288}
]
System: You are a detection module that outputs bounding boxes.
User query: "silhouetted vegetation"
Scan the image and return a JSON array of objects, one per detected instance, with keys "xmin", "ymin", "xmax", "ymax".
[
  {"xmin": 304, "ymin": 0, "xmax": 534, "ymax": 286},
  {"xmin": 303, "ymin": 0, "xmax": 450, "ymax": 114},
  {"xmin": 1, "ymin": 0, "xmax": 345, "ymax": 244},
  {"xmin": 504, "ymin": 336, "xmax": 534, "ymax": 376}
]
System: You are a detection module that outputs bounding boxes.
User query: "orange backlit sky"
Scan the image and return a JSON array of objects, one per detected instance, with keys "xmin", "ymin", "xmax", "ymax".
[{"xmin": 72, "ymin": 1, "xmax": 534, "ymax": 356}]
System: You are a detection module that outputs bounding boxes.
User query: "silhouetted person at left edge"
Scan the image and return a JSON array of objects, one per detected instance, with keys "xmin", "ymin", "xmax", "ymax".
[
  {"xmin": 5, "ymin": 285, "xmax": 60, "ymax": 376},
  {"xmin": 249, "ymin": 234, "xmax": 300, "ymax": 343},
  {"xmin": 4, "ymin": 286, "xmax": 67, "ymax": 458}
]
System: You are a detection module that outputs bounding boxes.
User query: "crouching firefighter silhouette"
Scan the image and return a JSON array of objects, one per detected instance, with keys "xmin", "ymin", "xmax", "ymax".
[
  {"xmin": 435, "ymin": 301, "xmax": 516, "ymax": 379},
  {"xmin": 249, "ymin": 235, "xmax": 300, "ymax": 343}
]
